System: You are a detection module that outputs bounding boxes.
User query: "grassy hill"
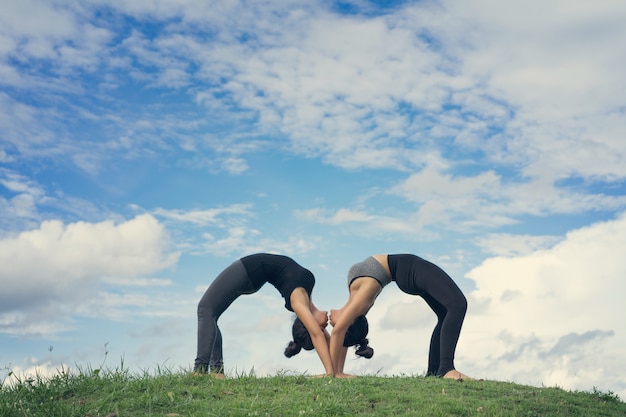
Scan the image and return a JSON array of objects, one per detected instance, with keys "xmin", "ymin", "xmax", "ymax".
[{"xmin": 1, "ymin": 368, "xmax": 624, "ymax": 416}]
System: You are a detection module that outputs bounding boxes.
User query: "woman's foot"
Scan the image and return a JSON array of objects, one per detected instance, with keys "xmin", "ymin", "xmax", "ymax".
[
  {"xmin": 442, "ymin": 369, "xmax": 473, "ymax": 381},
  {"xmin": 192, "ymin": 364, "xmax": 225, "ymax": 379}
]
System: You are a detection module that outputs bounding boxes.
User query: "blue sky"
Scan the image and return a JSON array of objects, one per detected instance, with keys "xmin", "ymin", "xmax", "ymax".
[{"xmin": 2, "ymin": 0, "xmax": 626, "ymax": 399}]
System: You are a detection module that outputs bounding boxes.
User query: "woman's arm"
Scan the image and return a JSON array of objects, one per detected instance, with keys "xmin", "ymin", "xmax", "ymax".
[
  {"xmin": 336, "ymin": 346, "xmax": 348, "ymax": 374},
  {"xmin": 291, "ymin": 290, "xmax": 334, "ymax": 376},
  {"xmin": 329, "ymin": 279, "xmax": 381, "ymax": 377},
  {"xmin": 329, "ymin": 300, "xmax": 362, "ymax": 377}
]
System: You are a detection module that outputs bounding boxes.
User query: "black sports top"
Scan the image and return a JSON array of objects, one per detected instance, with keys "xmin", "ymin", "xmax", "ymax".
[{"xmin": 240, "ymin": 253, "xmax": 315, "ymax": 311}]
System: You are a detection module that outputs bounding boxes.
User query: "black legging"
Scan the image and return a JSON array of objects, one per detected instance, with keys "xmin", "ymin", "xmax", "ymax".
[
  {"xmin": 389, "ymin": 254, "xmax": 467, "ymax": 377},
  {"xmin": 194, "ymin": 260, "xmax": 256, "ymax": 373}
]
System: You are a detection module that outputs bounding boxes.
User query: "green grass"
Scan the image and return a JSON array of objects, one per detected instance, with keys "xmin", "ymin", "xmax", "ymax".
[{"xmin": 1, "ymin": 367, "xmax": 624, "ymax": 417}]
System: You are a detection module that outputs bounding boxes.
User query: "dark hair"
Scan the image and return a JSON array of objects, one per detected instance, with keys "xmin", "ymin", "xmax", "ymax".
[
  {"xmin": 284, "ymin": 318, "xmax": 314, "ymax": 358},
  {"xmin": 344, "ymin": 315, "xmax": 374, "ymax": 359},
  {"xmin": 354, "ymin": 338, "xmax": 374, "ymax": 359},
  {"xmin": 284, "ymin": 315, "xmax": 374, "ymax": 359}
]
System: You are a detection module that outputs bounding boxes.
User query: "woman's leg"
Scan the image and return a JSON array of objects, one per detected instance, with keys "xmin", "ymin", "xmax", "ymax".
[
  {"xmin": 194, "ymin": 260, "xmax": 255, "ymax": 373},
  {"xmin": 420, "ymin": 293, "xmax": 446, "ymax": 376},
  {"xmin": 396, "ymin": 256, "xmax": 467, "ymax": 377},
  {"xmin": 418, "ymin": 262, "xmax": 467, "ymax": 376},
  {"xmin": 209, "ymin": 327, "xmax": 224, "ymax": 373}
]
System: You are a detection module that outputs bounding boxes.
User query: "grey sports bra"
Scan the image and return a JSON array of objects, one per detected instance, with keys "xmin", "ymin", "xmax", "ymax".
[{"xmin": 347, "ymin": 256, "xmax": 392, "ymax": 288}]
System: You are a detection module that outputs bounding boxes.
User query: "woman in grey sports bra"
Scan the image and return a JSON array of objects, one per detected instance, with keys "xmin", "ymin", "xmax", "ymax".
[
  {"xmin": 330, "ymin": 254, "xmax": 473, "ymax": 381},
  {"xmin": 347, "ymin": 256, "xmax": 392, "ymax": 288}
]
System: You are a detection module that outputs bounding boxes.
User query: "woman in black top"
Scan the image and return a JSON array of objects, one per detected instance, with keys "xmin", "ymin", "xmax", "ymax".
[
  {"xmin": 194, "ymin": 253, "xmax": 333, "ymax": 377},
  {"xmin": 330, "ymin": 254, "xmax": 472, "ymax": 380}
]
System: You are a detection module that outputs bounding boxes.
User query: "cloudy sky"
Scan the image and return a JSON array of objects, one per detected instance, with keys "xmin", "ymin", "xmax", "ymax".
[{"xmin": 2, "ymin": 0, "xmax": 625, "ymax": 399}]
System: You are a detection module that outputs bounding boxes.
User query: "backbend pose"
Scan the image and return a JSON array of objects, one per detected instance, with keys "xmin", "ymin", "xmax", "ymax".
[
  {"xmin": 329, "ymin": 254, "xmax": 471, "ymax": 380},
  {"xmin": 194, "ymin": 253, "xmax": 333, "ymax": 377}
]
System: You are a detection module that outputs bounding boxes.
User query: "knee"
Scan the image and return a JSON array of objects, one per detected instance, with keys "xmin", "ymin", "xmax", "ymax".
[
  {"xmin": 459, "ymin": 294, "xmax": 467, "ymax": 311},
  {"xmin": 458, "ymin": 296, "xmax": 468, "ymax": 316},
  {"xmin": 197, "ymin": 303, "xmax": 216, "ymax": 319},
  {"xmin": 459, "ymin": 294, "xmax": 467, "ymax": 314},
  {"xmin": 449, "ymin": 295, "xmax": 467, "ymax": 316}
]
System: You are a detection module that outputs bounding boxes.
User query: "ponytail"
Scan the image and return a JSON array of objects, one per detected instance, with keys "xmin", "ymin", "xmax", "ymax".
[
  {"xmin": 344, "ymin": 315, "xmax": 374, "ymax": 359},
  {"xmin": 355, "ymin": 338, "xmax": 374, "ymax": 359},
  {"xmin": 285, "ymin": 318, "xmax": 314, "ymax": 358},
  {"xmin": 284, "ymin": 340, "xmax": 302, "ymax": 358}
]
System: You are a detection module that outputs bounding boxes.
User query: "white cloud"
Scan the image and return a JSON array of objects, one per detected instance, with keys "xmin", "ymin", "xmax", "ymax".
[
  {"xmin": 194, "ymin": 0, "xmax": 626, "ymax": 185},
  {"xmin": 220, "ymin": 157, "xmax": 249, "ymax": 175},
  {"xmin": 148, "ymin": 204, "xmax": 323, "ymax": 258},
  {"xmin": 199, "ymin": 227, "xmax": 256, "ymax": 256},
  {"xmin": 294, "ymin": 207, "xmax": 433, "ymax": 239},
  {"xmin": 100, "ymin": 276, "xmax": 173, "ymax": 287},
  {"xmin": 468, "ymin": 212, "xmax": 626, "ymax": 329},
  {"xmin": 474, "ymin": 233, "xmax": 562, "ymax": 257},
  {"xmin": 0, "ymin": 0, "xmax": 77, "ymax": 44},
  {"xmin": 295, "ymin": 208, "xmax": 375, "ymax": 225},
  {"xmin": 0, "ymin": 1, "xmax": 112, "ymax": 73},
  {"xmin": 0, "ymin": 93, "xmax": 58, "ymax": 154},
  {"xmin": 424, "ymin": 0, "xmax": 626, "ymax": 184},
  {"xmin": 3, "ymin": 0, "xmax": 625, "ymax": 197},
  {"xmin": 388, "ymin": 165, "xmax": 626, "ymax": 231},
  {"xmin": 0, "ymin": 169, "xmax": 48, "ymax": 231},
  {"xmin": 199, "ymin": 227, "xmax": 319, "ymax": 258},
  {"xmin": 1, "ymin": 362, "xmax": 73, "ymax": 388},
  {"xmin": 153, "ymin": 204, "xmax": 252, "ymax": 225},
  {"xmin": 0, "ymin": 214, "xmax": 180, "ymax": 335}
]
